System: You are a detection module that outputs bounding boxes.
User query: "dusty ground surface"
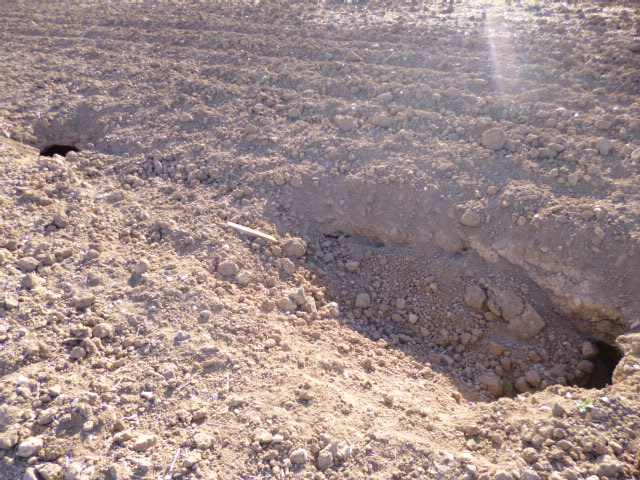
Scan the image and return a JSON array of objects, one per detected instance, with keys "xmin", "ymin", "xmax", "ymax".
[{"xmin": 1, "ymin": 0, "xmax": 640, "ymax": 479}]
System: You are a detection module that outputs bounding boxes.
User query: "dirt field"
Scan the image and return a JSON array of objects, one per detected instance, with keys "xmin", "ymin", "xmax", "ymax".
[{"xmin": 1, "ymin": 0, "xmax": 640, "ymax": 479}]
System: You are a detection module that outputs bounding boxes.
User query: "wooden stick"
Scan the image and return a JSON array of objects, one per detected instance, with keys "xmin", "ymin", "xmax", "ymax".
[{"xmin": 226, "ymin": 221, "xmax": 277, "ymax": 243}]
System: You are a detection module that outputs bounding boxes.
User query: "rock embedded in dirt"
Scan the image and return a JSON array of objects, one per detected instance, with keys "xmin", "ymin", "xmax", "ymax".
[
  {"xmin": 74, "ymin": 294, "xmax": 95, "ymax": 310},
  {"xmin": 290, "ymin": 448, "xmax": 310, "ymax": 465},
  {"xmin": 17, "ymin": 256, "xmax": 39, "ymax": 272},
  {"xmin": 355, "ymin": 293, "xmax": 371, "ymax": 309},
  {"xmin": 284, "ymin": 238, "xmax": 307, "ymax": 258},
  {"xmin": 335, "ymin": 115, "xmax": 358, "ymax": 131},
  {"xmin": 481, "ymin": 128, "xmax": 507, "ymax": 150},
  {"xmin": 464, "ymin": 285, "xmax": 486, "ymax": 311},
  {"xmin": 16, "ymin": 436, "xmax": 43, "ymax": 457},
  {"xmin": 36, "ymin": 463, "xmax": 63, "ymax": 480},
  {"xmin": 460, "ymin": 210, "xmax": 483, "ymax": 227},
  {"xmin": 92, "ymin": 323, "xmax": 113, "ymax": 339},
  {"xmin": 217, "ymin": 260, "xmax": 238, "ymax": 277},
  {"xmin": 0, "ymin": 430, "xmax": 19, "ymax": 449},
  {"xmin": 253, "ymin": 429, "xmax": 273, "ymax": 444},
  {"xmin": 507, "ymin": 305, "xmax": 546, "ymax": 340},
  {"xmin": 132, "ymin": 434, "xmax": 157, "ymax": 452},
  {"xmin": 478, "ymin": 372, "xmax": 503, "ymax": 398},
  {"xmin": 317, "ymin": 448, "xmax": 333, "ymax": 469},
  {"xmin": 581, "ymin": 341, "xmax": 599, "ymax": 359},
  {"xmin": 193, "ymin": 432, "xmax": 214, "ymax": 449}
]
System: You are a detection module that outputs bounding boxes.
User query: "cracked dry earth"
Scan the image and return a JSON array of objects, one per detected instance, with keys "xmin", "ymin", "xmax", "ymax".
[{"xmin": 1, "ymin": 1, "xmax": 640, "ymax": 479}]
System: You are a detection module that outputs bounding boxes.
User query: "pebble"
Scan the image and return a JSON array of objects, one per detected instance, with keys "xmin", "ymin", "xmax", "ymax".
[
  {"xmin": 464, "ymin": 285, "xmax": 486, "ymax": 311},
  {"xmin": 74, "ymin": 294, "xmax": 95, "ymax": 310},
  {"xmin": 354, "ymin": 293, "xmax": 371, "ymax": 309},
  {"xmin": 507, "ymin": 305, "xmax": 546, "ymax": 340},
  {"xmin": 317, "ymin": 448, "xmax": 333, "ymax": 469},
  {"xmin": 53, "ymin": 213, "xmax": 69, "ymax": 228},
  {"xmin": 132, "ymin": 434, "xmax": 157, "ymax": 452},
  {"xmin": 581, "ymin": 341, "xmax": 599, "ymax": 359},
  {"xmin": 290, "ymin": 448, "xmax": 310, "ymax": 465},
  {"xmin": 217, "ymin": 260, "xmax": 238, "ymax": 277},
  {"xmin": 525, "ymin": 369, "xmax": 542, "ymax": 388},
  {"xmin": 284, "ymin": 238, "xmax": 307, "ymax": 258},
  {"xmin": 92, "ymin": 323, "xmax": 113, "ymax": 339},
  {"xmin": 17, "ymin": 257, "xmax": 39, "ymax": 272},
  {"xmin": 478, "ymin": 372, "xmax": 503, "ymax": 397},
  {"xmin": 552, "ymin": 403, "xmax": 566, "ymax": 417},
  {"xmin": 631, "ymin": 147, "xmax": 640, "ymax": 164},
  {"xmin": 460, "ymin": 210, "xmax": 483, "ymax": 227},
  {"xmin": 254, "ymin": 429, "xmax": 273, "ymax": 444},
  {"xmin": 193, "ymin": 432, "xmax": 214, "ymax": 449},
  {"xmin": 521, "ymin": 447, "xmax": 538, "ymax": 463},
  {"xmin": 335, "ymin": 115, "xmax": 358, "ymax": 131},
  {"xmin": 481, "ymin": 128, "xmax": 507, "ymax": 150},
  {"xmin": 36, "ymin": 463, "xmax": 63, "ymax": 480},
  {"xmin": 16, "ymin": 436, "xmax": 43, "ymax": 457},
  {"xmin": 0, "ymin": 430, "xmax": 19, "ymax": 449},
  {"xmin": 493, "ymin": 472, "xmax": 514, "ymax": 480}
]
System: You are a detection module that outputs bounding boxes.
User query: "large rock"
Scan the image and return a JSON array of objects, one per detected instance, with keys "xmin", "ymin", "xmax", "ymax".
[{"xmin": 507, "ymin": 304, "xmax": 546, "ymax": 340}]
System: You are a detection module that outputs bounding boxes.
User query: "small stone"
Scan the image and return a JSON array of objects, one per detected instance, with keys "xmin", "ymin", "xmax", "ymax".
[
  {"xmin": 489, "ymin": 342, "xmax": 505, "ymax": 356},
  {"xmin": 460, "ymin": 210, "xmax": 483, "ymax": 227},
  {"xmin": 183, "ymin": 453, "xmax": 201, "ymax": 468},
  {"xmin": 193, "ymin": 432, "xmax": 214, "ymax": 449},
  {"xmin": 493, "ymin": 472, "xmax": 514, "ymax": 480},
  {"xmin": 36, "ymin": 463, "xmax": 63, "ymax": 480},
  {"xmin": 16, "ymin": 436, "xmax": 43, "ymax": 457},
  {"xmin": 507, "ymin": 304, "xmax": 545, "ymax": 340},
  {"xmin": 0, "ymin": 430, "xmax": 19, "ymax": 449},
  {"xmin": 525, "ymin": 369, "xmax": 542, "ymax": 388},
  {"xmin": 132, "ymin": 434, "xmax": 157, "ymax": 452},
  {"xmin": 464, "ymin": 285, "xmax": 486, "ymax": 311},
  {"xmin": 254, "ymin": 429, "xmax": 273, "ymax": 444},
  {"xmin": 53, "ymin": 213, "xmax": 69, "ymax": 228},
  {"xmin": 522, "ymin": 447, "xmax": 538, "ymax": 463},
  {"xmin": 481, "ymin": 128, "xmax": 507, "ymax": 150},
  {"xmin": 371, "ymin": 114, "xmax": 394, "ymax": 128},
  {"xmin": 74, "ymin": 294, "xmax": 95, "ymax": 310},
  {"xmin": 290, "ymin": 448, "xmax": 310, "ymax": 465},
  {"xmin": 514, "ymin": 376, "xmax": 531, "ymax": 393},
  {"xmin": 280, "ymin": 258, "xmax": 296, "ymax": 274},
  {"xmin": 23, "ymin": 468, "xmax": 39, "ymax": 480},
  {"xmin": 92, "ymin": 323, "xmax": 113, "ymax": 339},
  {"xmin": 596, "ymin": 454, "xmax": 625, "ymax": 478},
  {"xmin": 345, "ymin": 261, "xmax": 359, "ymax": 272},
  {"xmin": 335, "ymin": 115, "xmax": 358, "ymax": 131},
  {"xmin": 217, "ymin": 260, "xmax": 238, "ymax": 277},
  {"xmin": 581, "ymin": 341, "xmax": 599, "ymax": 359},
  {"xmin": 552, "ymin": 403, "xmax": 566, "ymax": 417},
  {"xmin": 317, "ymin": 449, "xmax": 333, "ymax": 469},
  {"xmin": 69, "ymin": 347, "xmax": 87, "ymax": 359},
  {"xmin": 631, "ymin": 148, "xmax": 640, "ymax": 164},
  {"xmin": 596, "ymin": 138, "xmax": 614, "ymax": 155},
  {"xmin": 284, "ymin": 238, "xmax": 307, "ymax": 258},
  {"xmin": 521, "ymin": 471, "xmax": 541, "ymax": 480},
  {"xmin": 17, "ymin": 257, "xmax": 39, "ymax": 272},
  {"xmin": 355, "ymin": 293, "xmax": 371, "ymax": 309},
  {"xmin": 478, "ymin": 372, "xmax": 503, "ymax": 397}
]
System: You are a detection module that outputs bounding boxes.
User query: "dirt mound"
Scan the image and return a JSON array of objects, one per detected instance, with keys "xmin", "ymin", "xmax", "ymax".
[{"xmin": 1, "ymin": 1, "xmax": 640, "ymax": 480}]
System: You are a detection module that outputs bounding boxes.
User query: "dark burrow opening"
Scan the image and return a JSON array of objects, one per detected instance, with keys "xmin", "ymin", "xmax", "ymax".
[
  {"xmin": 40, "ymin": 144, "xmax": 79, "ymax": 157},
  {"xmin": 585, "ymin": 340, "xmax": 624, "ymax": 389}
]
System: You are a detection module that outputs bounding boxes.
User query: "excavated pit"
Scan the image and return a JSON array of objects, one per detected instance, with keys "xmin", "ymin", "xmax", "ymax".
[{"xmin": 280, "ymin": 174, "xmax": 635, "ymax": 398}]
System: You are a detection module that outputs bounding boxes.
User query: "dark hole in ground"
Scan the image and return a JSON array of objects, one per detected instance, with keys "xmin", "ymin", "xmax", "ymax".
[
  {"xmin": 586, "ymin": 340, "xmax": 623, "ymax": 389},
  {"xmin": 40, "ymin": 144, "xmax": 79, "ymax": 157}
]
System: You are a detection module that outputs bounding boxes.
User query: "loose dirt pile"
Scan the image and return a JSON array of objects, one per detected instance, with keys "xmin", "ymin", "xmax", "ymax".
[{"xmin": 1, "ymin": 1, "xmax": 640, "ymax": 479}]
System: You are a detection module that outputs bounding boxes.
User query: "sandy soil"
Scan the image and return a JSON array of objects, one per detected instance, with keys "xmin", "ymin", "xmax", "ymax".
[{"xmin": 1, "ymin": 1, "xmax": 640, "ymax": 479}]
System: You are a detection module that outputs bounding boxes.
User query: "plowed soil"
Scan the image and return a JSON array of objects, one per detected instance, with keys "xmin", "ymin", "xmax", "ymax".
[{"xmin": 1, "ymin": 1, "xmax": 640, "ymax": 480}]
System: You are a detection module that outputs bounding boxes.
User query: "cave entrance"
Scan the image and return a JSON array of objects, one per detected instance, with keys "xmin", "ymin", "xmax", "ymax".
[
  {"xmin": 39, "ymin": 144, "xmax": 79, "ymax": 157},
  {"xmin": 585, "ymin": 340, "xmax": 623, "ymax": 389}
]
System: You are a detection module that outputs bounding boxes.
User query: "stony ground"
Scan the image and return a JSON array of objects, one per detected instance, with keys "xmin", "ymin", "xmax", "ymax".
[{"xmin": 1, "ymin": 1, "xmax": 640, "ymax": 479}]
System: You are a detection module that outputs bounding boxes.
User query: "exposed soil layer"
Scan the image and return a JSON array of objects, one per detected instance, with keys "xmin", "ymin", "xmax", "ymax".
[{"xmin": 1, "ymin": 1, "xmax": 640, "ymax": 480}]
